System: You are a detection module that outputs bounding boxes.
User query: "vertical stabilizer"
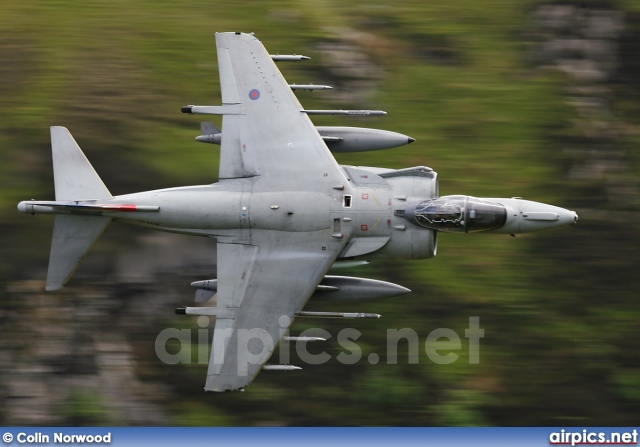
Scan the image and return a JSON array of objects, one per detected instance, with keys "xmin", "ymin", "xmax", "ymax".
[
  {"xmin": 46, "ymin": 127, "xmax": 113, "ymax": 291},
  {"xmin": 51, "ymin": 126, "xmax": 112, "ymax": 201},
  {"xmin": 46, "ymin": 215, "xmax": 111, "ymax": 291}
]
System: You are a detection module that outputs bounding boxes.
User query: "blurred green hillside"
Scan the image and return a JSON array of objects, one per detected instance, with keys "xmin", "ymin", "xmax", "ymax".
[{"xmin": 1, "ymin": 0, "xmax": 640, "ymax": 426}]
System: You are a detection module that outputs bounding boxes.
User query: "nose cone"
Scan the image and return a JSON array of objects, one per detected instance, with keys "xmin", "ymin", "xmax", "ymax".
[
  {"xmin": 17, "ymin": 201, "xmax": 30, "ymax": 213},
  {"xmin": 557, "ymin": 208, "xmax": 579, "ymax": 226},
  {"xmin": 519, "ymin": 201, "xmax": 578, "ymax": 233},
  {"xmin": 195, "ymin": 133, "xmax": 221, "ymax": 144},
  {"xmin": 489, "ymin": 198, "xmax": 578, "ymax": 234}
]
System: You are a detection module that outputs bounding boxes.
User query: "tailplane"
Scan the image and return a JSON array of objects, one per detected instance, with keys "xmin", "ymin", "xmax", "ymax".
[
  {"xmin": 46, "ymin": 215, "xmax": 111, "ymax": 291},
  {"xmin": 46, "ymin": 127, "xmax": 113, "ymax": 290}
]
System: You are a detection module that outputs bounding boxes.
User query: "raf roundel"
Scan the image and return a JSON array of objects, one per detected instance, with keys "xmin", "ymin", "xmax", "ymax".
[{"xmin": 249, "ymin": 89, "xmax": 260, "ymax": 100}]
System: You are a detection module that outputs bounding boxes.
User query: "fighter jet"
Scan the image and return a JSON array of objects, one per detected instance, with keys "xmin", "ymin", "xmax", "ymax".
[{"xmin": 17, "ymin": 32, "xmax": 578, "ymax": 392}]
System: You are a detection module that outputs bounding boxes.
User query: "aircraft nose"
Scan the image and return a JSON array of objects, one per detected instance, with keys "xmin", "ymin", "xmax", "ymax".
[
  {"xmin": 556, "ymin": 208, "xmax": 579, "ymax": 226},
  {"xmin": 547, "ymin": 205, "xmax": 578, "ymax": 226},
  {"xmin": 497, "ymin": 199, "xmax": 579, "ymax": 234}
]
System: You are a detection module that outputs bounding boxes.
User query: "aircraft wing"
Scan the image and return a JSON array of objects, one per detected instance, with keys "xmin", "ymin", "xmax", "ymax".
[
  {"xmin": 206, "ymin": 230, "xmax": 347, "ymax": 392},
  {"xmin": 214, "ymin": 32, "xmax": 347, "ymax": 191},
  {"xmin": 200, "ymin": 33, "xmax": 352, "ymax": 391}
]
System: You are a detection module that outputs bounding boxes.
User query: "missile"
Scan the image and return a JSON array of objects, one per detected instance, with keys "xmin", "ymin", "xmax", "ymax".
[
  {"xmin": 295, "ymin": 311, "xmax": 381, "ymax": 319},
  {"xmin": 195, "ymin": 123, "xmax": 414, "ymax": 153},
  {"xmin": 289, "ymin": 84, "xmax": 333, "ymax": 91},
  {"xmin": 302, "ymin": 109, "xmax": 387, "ymax": 116},
  {"xmin": 185, "ymin": 107, "xmax": 385, "ymax": 117},
  {"xmin": 283, "ymin": 336, "xmax": 327, "ymax": 342},
  {"xmin": 262, "ymin": 365, "xmax": 302, "ymax": 371},
  {"xmin": 270, "ymin": 54, "xmax": 310, "ymax": 62},
  {"xmin": 177, "ymin": 307, "xmax": 380, "ymax": 319},
  {"xmin": 191, "ymin": 275, "xmax": 410, "ymax": 302}
]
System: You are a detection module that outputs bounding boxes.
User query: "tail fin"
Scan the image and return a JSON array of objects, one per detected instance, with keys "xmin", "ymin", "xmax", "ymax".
[
  {"xmin": 51, "ymin": 126, "xmax": 112, "ymax": 201},
  {"xmin": 46, "ymin": 127, "xmax": 112, "ymax": 291}
]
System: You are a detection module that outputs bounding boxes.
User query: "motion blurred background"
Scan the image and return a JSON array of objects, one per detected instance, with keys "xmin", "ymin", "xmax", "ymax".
[{"xmin": 1, "ymin": 0, "xmax": 639, "ymax": 426}]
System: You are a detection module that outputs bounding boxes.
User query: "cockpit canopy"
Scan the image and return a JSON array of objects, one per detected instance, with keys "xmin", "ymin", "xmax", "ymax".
[{"xmin": 411, "ymin": 195, "xmax": 507, "ymax": 233}]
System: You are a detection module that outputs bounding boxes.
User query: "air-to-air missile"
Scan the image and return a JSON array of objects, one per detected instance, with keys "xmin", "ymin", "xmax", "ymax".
[
  {"xmin": 262, "ymin": 365, "xmax": 302, "ymax": 371},
  {"xmin": 175, "ymin": 306, "xmax": 381, "ymax": 319},
  {"xmin": 289, "ymin": 84, "xmax": 333, "ymax": 91},
  {"xmin": 270, "ymin": 54, "xmax": 310, "ymax": 61}
]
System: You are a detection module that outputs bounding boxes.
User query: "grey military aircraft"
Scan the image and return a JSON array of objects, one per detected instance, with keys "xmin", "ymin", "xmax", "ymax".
[{"xmin": 18, "ymin": 32, "xmax": 577, "ymax": 392}]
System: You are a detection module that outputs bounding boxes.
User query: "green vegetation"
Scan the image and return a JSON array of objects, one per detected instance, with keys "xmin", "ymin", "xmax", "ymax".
[
  {"xmin": 64, "ymin": 389, "xmax": 112, "ymax": 426},
  {"xmin": 1, "ymin": 0, "xmax": 640, "ymax": 426}
]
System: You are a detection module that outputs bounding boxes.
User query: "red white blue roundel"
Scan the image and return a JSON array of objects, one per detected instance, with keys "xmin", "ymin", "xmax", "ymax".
[{"xmin": 249, "ymin": 89, "xmax": 260, "ymax": 100}]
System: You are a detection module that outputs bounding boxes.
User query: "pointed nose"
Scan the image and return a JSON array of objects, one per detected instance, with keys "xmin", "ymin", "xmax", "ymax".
[
  {"xmin": 195, "ymin": 133, "xmax": 221, "ymax": 144},
  {"xmin": 517, "ymin": 202, "xmax": 578, "ymax": 232},
  {"xmin": 487, "ymin": 198, "xmax": 578, "ymax": 234},
  {"xmin": 555, "ymin": 208, "xmax": 578, "ymax": 226}
]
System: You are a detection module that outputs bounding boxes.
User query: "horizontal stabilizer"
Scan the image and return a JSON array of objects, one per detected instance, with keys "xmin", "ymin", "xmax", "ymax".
[{"xmin": 46, "ymin": 215, "xmax": 111, "ymax": 291}]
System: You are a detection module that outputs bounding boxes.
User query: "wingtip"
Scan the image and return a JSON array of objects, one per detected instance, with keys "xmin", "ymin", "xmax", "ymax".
[
  {"xmin": 45, "ymin": 283, "xmax": 63, "ymax": 292},
  {"xmin": 50, "ymin": 126, "xmax": 70, "ymax": 134}
]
